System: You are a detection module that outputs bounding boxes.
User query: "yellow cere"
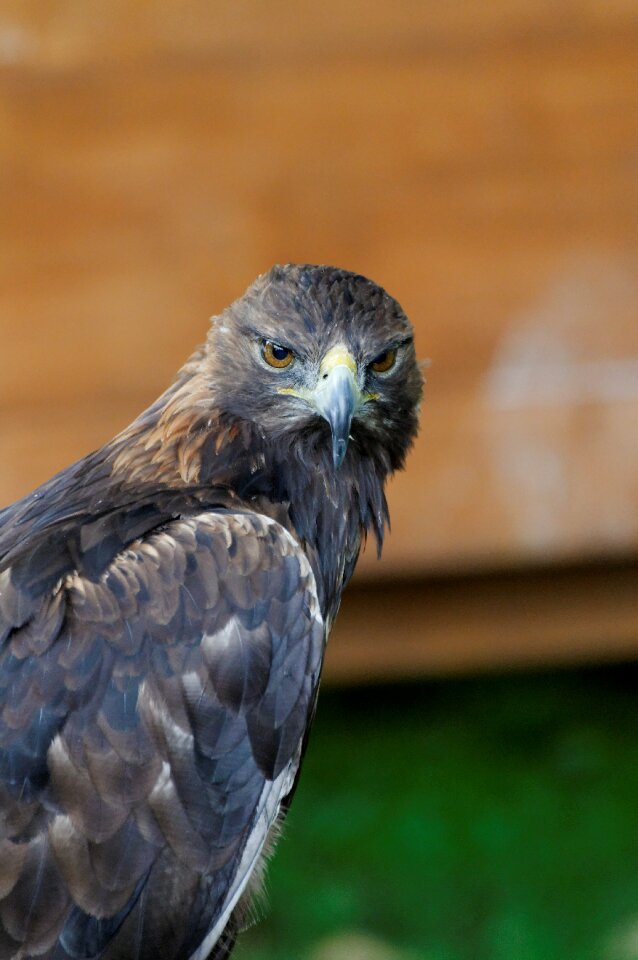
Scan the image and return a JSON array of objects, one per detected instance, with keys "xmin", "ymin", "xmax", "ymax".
[{"xmin": 318, "ymin": 345, "xmax": 358, "ymax": 377}]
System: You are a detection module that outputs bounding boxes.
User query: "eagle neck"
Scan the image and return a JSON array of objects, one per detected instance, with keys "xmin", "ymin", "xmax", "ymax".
[
  {"xmin": 107, "ymin": 373, "xmax": 388, "ymax": 616},
  {"xmin": 199, "ymin": 422, "xmax": 388, "ymax": 615}
]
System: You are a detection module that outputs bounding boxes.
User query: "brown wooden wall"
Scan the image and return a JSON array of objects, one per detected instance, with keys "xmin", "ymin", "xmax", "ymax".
[{"xmin": 1, "ymin": 2, "xmax": 637, "ymax": 674}]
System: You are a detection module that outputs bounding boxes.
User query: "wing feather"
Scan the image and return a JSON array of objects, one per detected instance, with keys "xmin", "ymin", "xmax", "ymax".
[{"xmin": 0, "ymin": 509, "xmax": 324, "ymax": 960}]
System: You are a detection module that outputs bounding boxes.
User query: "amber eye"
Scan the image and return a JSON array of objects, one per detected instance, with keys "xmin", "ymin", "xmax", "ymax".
[
  {"xmin": 370, "ymin": 348, "xmax": 397, "ymax": 373},
  {"xmin": 262, "ymin": 340, "xmax": 294, "ymax": 369}
]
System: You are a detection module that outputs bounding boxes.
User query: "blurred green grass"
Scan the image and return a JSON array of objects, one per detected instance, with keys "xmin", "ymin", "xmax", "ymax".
[{"xmin": 235, "ymin": 666, "xmax": 638, "ymax": 960}]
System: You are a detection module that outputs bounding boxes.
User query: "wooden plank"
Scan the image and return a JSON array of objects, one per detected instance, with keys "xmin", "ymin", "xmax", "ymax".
[
  {"xmin": 325, "ymin": 562, "xmax": 638, "ymax": 682},
  {"xmin": 1, "ymin": 48, "xmax": 637, "ymax": 405},
  {"xmin": 1, "ymin": 1, "xmax": 638, "ymax": 72}
]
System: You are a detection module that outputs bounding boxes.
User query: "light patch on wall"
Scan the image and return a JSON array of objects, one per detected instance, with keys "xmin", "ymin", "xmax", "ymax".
[
  {"xmin": 479, "ymin": 254, "xmax": 638, "ymax": 555},
  {"xmin": 0, "ymin": 21, "xmax": 35, "ymax": 65},
  {"xmin": 483, "ymin": 255, "xmax": 638, "ymax": 409}
]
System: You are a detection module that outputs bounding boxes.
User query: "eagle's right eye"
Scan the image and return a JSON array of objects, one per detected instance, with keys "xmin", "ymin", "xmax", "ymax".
[{"xmin": 262, "ymin": 341, "xmax": 294, "ymax": 369}]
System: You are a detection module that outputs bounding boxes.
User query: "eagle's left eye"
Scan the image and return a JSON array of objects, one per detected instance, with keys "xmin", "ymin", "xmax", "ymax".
[
  {"xmin": 262, "ymin": 341, "xmax": 294, "ymax": 369},
  {"xmin": 369, "ymin": 348, "xmax": 397, "ymax": 373}
]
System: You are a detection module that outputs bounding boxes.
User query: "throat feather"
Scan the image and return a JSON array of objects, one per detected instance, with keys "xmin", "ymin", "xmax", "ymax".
[{"xmin": 108, "ymin": 379, "xmax": 387, "ymax": 610}]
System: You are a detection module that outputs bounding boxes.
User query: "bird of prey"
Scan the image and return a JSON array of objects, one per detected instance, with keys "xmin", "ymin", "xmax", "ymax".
[{"xmin": 0, "ymin": 264, "xmax": 422, "ymax": 960}]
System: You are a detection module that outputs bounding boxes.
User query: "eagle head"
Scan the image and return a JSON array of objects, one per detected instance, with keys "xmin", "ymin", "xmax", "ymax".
[{"xmin": 205, "ymin": 263, "xmax": 423, "ymax": 473}]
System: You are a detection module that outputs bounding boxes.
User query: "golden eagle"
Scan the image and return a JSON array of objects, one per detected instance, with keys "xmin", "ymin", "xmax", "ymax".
[{"xmin": 0, "ymin": 265, "xmax": 422, "ymax": 959}]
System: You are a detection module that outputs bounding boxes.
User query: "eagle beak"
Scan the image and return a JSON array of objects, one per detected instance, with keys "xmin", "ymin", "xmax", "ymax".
[{"xmin": 313, "ymin": 347, "xmax": 361, "ymax": 468}]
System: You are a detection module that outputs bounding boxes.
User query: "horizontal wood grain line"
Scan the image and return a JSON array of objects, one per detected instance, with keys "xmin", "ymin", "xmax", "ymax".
[{"xmin": 1, "ymin": 1, "xmax": 638, "ymax": 76}]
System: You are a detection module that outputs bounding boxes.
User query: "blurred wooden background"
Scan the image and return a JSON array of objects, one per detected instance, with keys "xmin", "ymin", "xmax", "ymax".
[{"xmin": 1, "ymin": 2, "xmax": 637, "ymax": 677}]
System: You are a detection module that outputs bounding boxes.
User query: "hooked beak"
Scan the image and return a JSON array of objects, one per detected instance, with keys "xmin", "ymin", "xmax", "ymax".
[{"xmin": 313, "ymin": 347, "xmax": 361, "ymax": 468}]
